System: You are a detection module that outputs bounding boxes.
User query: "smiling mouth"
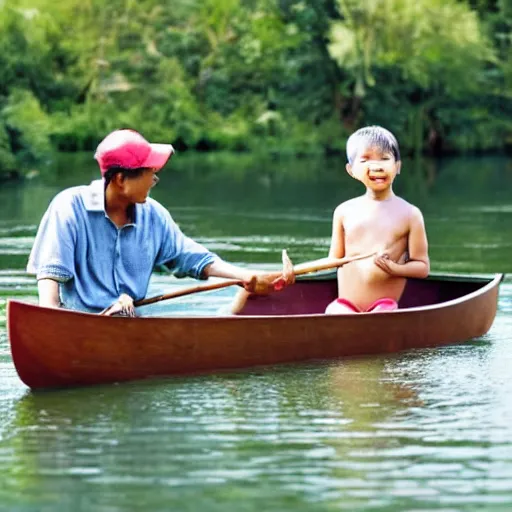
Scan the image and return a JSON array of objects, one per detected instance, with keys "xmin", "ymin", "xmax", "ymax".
[{"xmin": 369, "ymin": 176, "xmax": 387, "ymax": 182}]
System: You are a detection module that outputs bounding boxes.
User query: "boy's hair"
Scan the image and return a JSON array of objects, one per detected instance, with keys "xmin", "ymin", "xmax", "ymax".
[{"xmin": 346, "ymin": 126, "xmax": 401, "ymax": 164}]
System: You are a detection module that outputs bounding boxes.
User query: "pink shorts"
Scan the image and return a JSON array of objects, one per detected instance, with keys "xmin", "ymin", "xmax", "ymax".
[{"xmin": 325, "ymin": 297, "xmax": 398, "ymax": 315}]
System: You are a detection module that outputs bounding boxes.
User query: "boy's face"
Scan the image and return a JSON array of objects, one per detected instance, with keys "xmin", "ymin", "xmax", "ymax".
[{"xmin": 346, "ymin": 145, "xmax": 401, "ymax": 191}]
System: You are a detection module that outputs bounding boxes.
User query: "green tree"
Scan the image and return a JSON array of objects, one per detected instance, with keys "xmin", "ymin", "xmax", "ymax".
[
  {"xmin": 0, "ymin": 0, "xmax": 511, "ymax": 175},
  {"xmin": 328, "ymin": 0, "xmax": 496, "ymax": 154}
]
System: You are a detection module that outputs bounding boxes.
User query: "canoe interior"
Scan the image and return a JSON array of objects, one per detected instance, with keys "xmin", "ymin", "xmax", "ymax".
[{"xmin": 238, "ymin": 274, "xmax": 494, "ymax": 316}]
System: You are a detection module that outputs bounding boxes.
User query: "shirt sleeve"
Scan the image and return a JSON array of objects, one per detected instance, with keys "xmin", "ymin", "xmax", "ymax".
[
  {"xmin": 26, "ymin": 191, "xmax": 77, "ymax": 282},
  {"xmin": 154, "ymin": 206, "xmax": 219, "ymax": 280}
]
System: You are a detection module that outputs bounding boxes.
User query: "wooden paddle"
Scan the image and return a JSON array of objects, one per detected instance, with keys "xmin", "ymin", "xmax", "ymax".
[
  {"xmin": 134, "ymin": 278, "xmax": 247, "ymax": 307},
  {"xmin": 100, "ymin": 251, "xmax": 376, "ymax": 314},
  {"xmin": 283, "ymin": 251, "xmax": 376, "ymax": 278},
  {"xmin": 99, "ymin": 278, "xmax": 249, "ymax": 315}
]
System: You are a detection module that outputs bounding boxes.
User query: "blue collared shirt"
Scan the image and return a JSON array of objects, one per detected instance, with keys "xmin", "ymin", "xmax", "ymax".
[{"xmin": 27, "ymin": 180, "xmax": 218, "ymax": 313}]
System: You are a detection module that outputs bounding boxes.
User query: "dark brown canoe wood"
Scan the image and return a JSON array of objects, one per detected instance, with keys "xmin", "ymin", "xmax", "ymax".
[{"xmin": 7, "ymin": 273, "xmax": 503, "ymax": 390}]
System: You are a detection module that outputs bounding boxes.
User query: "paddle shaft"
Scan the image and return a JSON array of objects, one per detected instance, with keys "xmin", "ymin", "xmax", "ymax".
[
  {"xmin": 134, "ymin": 279, "xmax": 245, "ymax": 307},
  {"xmin": 135, "ymin": 251, "xmax": 376, "ymax": 308},
  {"xmin": 290, "ymin": 251, "xmax": 376, "ymax": 277},
  {"xmin": 261, "ymin": 250, "xmax": 377, "ymax": 282}
]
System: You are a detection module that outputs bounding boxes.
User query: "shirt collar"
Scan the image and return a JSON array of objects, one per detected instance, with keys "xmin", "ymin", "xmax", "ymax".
[
  {"xmin": 81, "ymin": 179, "xmax": 138, "ymax": 226},
  {"xmin": 82, "ymin": 179, "xmax": 106, "ymax": 212}
]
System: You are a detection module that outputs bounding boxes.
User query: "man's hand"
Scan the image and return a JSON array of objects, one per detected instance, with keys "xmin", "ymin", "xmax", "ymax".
[
  {"xmin": 102, "ymin": 293, "xmax": 135, "ymax": 317},
  {"xmin": 243, "ymin": 250, "xmax": 296, "ymax": 295},
  {"xmin": 271, "ymin": 249, "xmax": 295, "ymax": 291}
]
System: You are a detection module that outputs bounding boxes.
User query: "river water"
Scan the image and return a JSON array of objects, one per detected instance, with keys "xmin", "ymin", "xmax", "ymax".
[{"xmin": 0, "ymin": 153, "xmax": 512, "ymax": 511}]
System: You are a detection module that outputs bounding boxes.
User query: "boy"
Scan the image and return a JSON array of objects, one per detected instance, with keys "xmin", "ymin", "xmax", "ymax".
[
  {"xmin": 27, "ymin": 129, "xmax": 292, "ymax": 316},
  {"xmin": 325, "ymin": 125, "xmax": 429, "ymax": 314}
]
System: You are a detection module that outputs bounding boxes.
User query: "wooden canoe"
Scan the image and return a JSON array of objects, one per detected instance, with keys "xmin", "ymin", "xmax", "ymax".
[{"xmin": 7, "ymin": 273, "xmax": 503, "ymax": 390}]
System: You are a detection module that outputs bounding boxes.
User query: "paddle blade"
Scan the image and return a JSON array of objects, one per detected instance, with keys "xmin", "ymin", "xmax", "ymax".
[{"xmin": 272, "ymin": 249, "xmax": 295, "ymax": 291}]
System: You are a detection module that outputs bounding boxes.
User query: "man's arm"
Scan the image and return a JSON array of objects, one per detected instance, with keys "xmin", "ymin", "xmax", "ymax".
[
  {"xmin": 203, "ymin": 260, "xmax": 255, "ymax": 282},
  {"xmin": 374, "ymin": 207, "xmax": 429, "ymax": 278},
  {"xmin": 204, "ymin": 256, "xmax": 294, "ymax": 294},
  {"xmin": 208, "ymin": 256, "xmax": 295, "ymax": 314},
  {"xmin": 37, "ymin": 278, "xmax": 62, "ymax": 308}
]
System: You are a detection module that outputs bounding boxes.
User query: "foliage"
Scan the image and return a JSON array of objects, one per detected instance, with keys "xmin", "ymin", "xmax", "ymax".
[
  {"xmin": 2, "ymin": 90, "xmax": 53, "ymax": 169},
  {"xmin": 328, "ymin": 0, "xmax": 499, "ymax": 155},
  {"xmin": 0, "ymin": 0, "xmax": 510, "ymax": 176},
  {"xmin": 330, "ymin": 0, "xmax": 493, "ymax": 94}
]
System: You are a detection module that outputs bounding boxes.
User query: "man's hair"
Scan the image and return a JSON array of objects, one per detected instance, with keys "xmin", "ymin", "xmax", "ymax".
[
  {"xmin": 346, "ymin": 126, "xmax": 401, "ymax": 164},
  {"xmin": 103, "ymin": 166, "xmax": 147, "ymax": 187}
]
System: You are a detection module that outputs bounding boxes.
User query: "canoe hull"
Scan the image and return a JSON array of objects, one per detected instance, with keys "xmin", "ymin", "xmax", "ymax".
[{"xmin": 7, "ymin": 274, "xmax": 503, "ymax": 389}]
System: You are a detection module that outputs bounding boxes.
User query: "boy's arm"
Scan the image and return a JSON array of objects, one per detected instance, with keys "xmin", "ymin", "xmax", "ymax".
[
  {"xmin": 328, "ymin": 205, "xmax": 345, "ymax": 259},
  {"xmin": 375, "ymin": 207, "xmax": 429, "ymax": 278},
  {"xmin": 286, "ymin": 206, "xmax": 345, "ymax": 272}
]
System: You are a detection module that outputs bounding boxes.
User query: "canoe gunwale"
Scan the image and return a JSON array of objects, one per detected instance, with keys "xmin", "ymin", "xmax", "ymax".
[
  {"xmin": 6, "ymin": 273, "xmax": 503, "ymax": 321},
  {"xmin": 296, "ymin": 269, "xmax": 504, "ymax": 284}
]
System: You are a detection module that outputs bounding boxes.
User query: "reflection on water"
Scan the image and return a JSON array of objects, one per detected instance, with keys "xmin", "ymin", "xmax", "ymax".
[
  {"xmin": 2, "ymin": 330, "xmax": 512, "ymax": 511},
  {"xmin": 0, "ymin": 154, "xmax": 512, "ymax": 511}
]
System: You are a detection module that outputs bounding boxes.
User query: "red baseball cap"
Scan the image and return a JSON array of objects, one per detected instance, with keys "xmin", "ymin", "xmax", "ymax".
[{"xmin": 94, "ymin": 129, "xmax": 175, "ymax": 176}]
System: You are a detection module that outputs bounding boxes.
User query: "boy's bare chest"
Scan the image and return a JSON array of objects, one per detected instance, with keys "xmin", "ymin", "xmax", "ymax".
[{"xmin": 343, "ymin": 208, "xmax": 408, "ymax": 242}]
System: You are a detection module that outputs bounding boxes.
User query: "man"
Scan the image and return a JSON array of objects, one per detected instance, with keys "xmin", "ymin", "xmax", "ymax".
[{"xmin": 27, "ymin": 129, "xmax": 292, "ymax": 316}]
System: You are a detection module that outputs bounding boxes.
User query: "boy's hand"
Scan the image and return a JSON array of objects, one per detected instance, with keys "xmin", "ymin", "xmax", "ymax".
[{"xmin": 374, "ymin": 252, "xmax": 399, "ymax": 275}]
